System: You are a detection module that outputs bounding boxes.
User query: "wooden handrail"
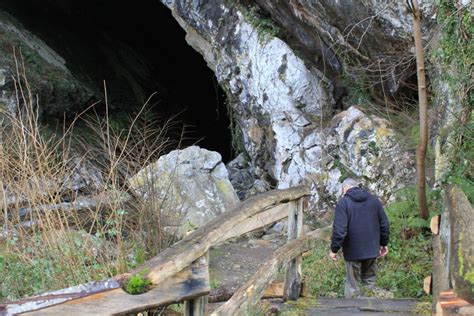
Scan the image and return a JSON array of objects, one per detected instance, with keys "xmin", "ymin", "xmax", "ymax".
[
  {"xmin": 135, "ymin": 185, "xmax": 310, "ymax": 285},
  {"xmin": 212, "ymin": 226, "xmax": 331, "ymax": 315},
  {"xmin": 1, "ymin": 186, "xmax": 310, "ymax": 315}
]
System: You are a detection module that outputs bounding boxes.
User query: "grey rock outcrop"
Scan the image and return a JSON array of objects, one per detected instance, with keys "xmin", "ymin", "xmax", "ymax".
[
  {"xmin": 227, "ymin": 153, "xmax": 271, "ymax": 200},
  {"xmin": 129, "ymin": 146, "xmax": 239, "ymax": 237},
  {"xmin": 436, "ymin": 186, "xmax": 474, "ymax": 304},
  {"xmin": 163, "ymin": 0, "xmax": 334, "ymax": 190},
  {"xmin": 322, "ymin": 106, "xmax": 414, "ymax": 201},
  {"xmin": 161, "ymin": 0, "xmax": 417, "ymax": 201},
  {"xmin": 278, "ymin": 106, "xmax": 415, "ymax": 215},
  {"xmin": 254, "ymin": 0, "xmax": 435, "ymax": 96},
  {"xmin": 0, "ymin": 10, "xmax": 94, "ymax": 116}
]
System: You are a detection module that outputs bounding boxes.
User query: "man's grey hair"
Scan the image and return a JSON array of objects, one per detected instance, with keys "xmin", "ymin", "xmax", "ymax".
[{"xmin": 341, "ymin": 178, "xmax": 360, "ymax": 188}]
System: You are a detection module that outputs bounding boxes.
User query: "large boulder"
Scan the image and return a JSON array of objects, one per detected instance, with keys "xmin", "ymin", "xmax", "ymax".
[
  {"xmin": 299, "ymin": 106, "xmax": 415, "ymax": 219},
  {"xmin": 129, "ymin": 146, "xmax": 239, "ymax": 237},
  {"xmin": 437, "ymin": 186, "xmax": 474, "ymax": 304},
  {"xmin": 323, "ymin": 106, "xmax": 414, "ymax": 199}
]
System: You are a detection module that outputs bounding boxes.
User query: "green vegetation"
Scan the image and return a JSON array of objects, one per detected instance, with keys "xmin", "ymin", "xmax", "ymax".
[
  {"xmin": 431, "ymin": 1, "xmax": 473, "ymax": 203},
  {"xmin": 123, "ymin": 271, "xmax": 152, "ymax": 295},
  {"xmin": 302, "ymin": 241, "xmax": 345, "ymax": 298},
  {"xmin": 241, "ymin": 5, "xmax": 283, "ymax": 42},
  {"xmin": 222, "ymin": 85, "xmax": 246, "ymax": 155},
  {"xmin": 210, "ymin": 279, "xmax": 221, "ymax": 290},
  {"xmin": 0, "ymin": 241, "xmax": 111, "ymax": 300}
]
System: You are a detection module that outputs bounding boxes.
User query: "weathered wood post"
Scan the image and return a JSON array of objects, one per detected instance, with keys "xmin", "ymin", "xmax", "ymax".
[
  {"xmin": 283, "ymin": 198, "xmax": 303, "ymax": 300},
  {"xmin": 184, "ymin": 252, "xmax": 209, "ymax": 316}
]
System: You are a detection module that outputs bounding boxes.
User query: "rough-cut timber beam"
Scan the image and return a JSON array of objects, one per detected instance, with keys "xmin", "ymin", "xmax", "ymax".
[
  {"xmin": 284, "ymin": 199, "xmax": 303, "ymax": 300},
  {"xmin": 436, "ymin": 290, "xmax": 474, "ymax": 315},
  {"xmin": 218, "ymin": 202, "xmax": 290, "ymax": 242},
  {"xmin": 212, "ymin": 226, "xmax": 331, "ymax": 316},
  {"xmin": 1, "ymin": 259, "xmax": 209, "ymax": 316},
  {"xmin": 430, "ymin": 215, "xmax": 440, "ymax": 235}
]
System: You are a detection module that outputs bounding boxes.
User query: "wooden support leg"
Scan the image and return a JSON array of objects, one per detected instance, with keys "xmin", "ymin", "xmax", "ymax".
[
  {"xmin": 184, "ymin": 295, "xmax": 208, "ymax": 316},
  {"xmin": 284, "ymin": 198, "xmax": 303, "ymax": 300},
  {"xmin": 184, "ymin": 252, "xmax": 209, "ymax": 316}
]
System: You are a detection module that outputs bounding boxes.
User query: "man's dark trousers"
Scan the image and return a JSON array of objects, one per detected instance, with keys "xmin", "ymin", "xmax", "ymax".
[{"xmin": 344, "ymin": 258, "xmax": 377, "ymax": 298}]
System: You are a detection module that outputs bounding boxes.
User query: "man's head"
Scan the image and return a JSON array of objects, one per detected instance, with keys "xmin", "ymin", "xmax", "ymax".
[{"xmin": 341, "ymin": 178, "xmax": 360, "ymax": 195}]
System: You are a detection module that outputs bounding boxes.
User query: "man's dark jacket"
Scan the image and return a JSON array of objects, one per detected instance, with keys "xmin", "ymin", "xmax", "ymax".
[{"xmin": 330, "ymin": 187, "xmax": 390, "ymax": 261}]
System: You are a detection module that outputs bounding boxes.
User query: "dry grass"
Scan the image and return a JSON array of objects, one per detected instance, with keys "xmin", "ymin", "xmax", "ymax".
[{"xmin": 0, "ymin": 54, "xmax": 182, "ymax": 301}]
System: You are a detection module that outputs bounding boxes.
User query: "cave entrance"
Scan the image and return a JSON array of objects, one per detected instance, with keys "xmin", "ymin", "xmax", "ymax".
[{"xmin": 0, "ymin": 0, "xmax": 233, "ymax": 162}]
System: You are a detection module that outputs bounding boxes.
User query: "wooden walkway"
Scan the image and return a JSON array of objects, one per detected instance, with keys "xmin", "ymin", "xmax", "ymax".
[{"xmin": 307, "ymin": 298, "xmax": 422, "ymax": 315}]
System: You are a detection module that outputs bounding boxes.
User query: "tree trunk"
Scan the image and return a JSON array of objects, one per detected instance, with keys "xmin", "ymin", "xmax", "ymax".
[{"xmin": 411, "ymin": 0, "xmax": 429, "ymax": 220}]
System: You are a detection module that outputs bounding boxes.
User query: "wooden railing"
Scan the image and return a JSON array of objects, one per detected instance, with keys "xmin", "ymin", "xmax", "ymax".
[{"xmin": 1, "ymin": 185, "xmax": 331, "ymax": 316}]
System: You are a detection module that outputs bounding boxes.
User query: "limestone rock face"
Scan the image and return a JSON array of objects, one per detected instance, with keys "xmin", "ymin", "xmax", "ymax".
[
  {"xmin": 0, "ymin": 10, "xmax": 94, "ymax": 116},
  {"xmin": 254, "ymin": 0, "xmax": 435, "ymax": 95},
  {"xmin": 227, "ymin": 153, "xmax": 271, "ymax": 200},
  {"xmin": 162, "ymin": 0, "xmax": 417, "ymax": 201},
  {"xmin": 163, "ymin": 0, "xmax": 334, "ymax": 189},
  {"xmin": 323, "ymin": 106, "xmax": 414, "ymax": 200},
  {"xmin": 129, "ymin": 146, "xmax": 239, "ymax": 236}
]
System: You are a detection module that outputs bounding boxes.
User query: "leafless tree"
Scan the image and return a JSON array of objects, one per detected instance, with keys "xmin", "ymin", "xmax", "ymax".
[{"xmin": 407, "ymin": 0, "xmax": 429, "ymax": 220}]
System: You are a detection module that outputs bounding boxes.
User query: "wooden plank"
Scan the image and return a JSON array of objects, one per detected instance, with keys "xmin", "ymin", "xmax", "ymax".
[
  {"xmin": 20, "ymin": 258, "xmax": 209, "ymax": 316},
  {"xmin": 309, "ymin": 298, "xmax": 420, "ymax": 313},
  {"xmin": 0, "ymin": 280, "xmax": 122, "ymax": 315},
  {"xmin": 432, "ymin": 233, "xmax": 449, "ymax": 313},
  {"xmin": 436, "ymin": 289, "xmax": 474, "ymax": 316},
  {"xmin": 208, "ymin": 281, "xmax": 304, "ymax": 302},
  {"xmin": 184, "ymin": 296, "xmax": 207, "ymax": 316},
  {"xmin": 136, "ymin": 186, "xmax": 309, "ymax": 286},
  {"xmin": 184, "ymin": 253, "xmax": 209, "ymax": 316},
  {"xmin": 431, "ymin": 214, "xmax": 440, "ymax": 235},
  {"xmin": 423, "ymin": 275, "xmax": 432, "ymax": 295},
  {"xmin": 284, "ymin": 199, "xmax": 303, "ymax": 300},
  {"xmin": 444, "ymin": 186, "xmax": 474, "ymax": 303},
  {"xmin": 218, "ymin": 203, "xmax": 290, "ymax": 242},
  {"xmin": 211, "ymin": 226, "xmax": 331, "ymax": 316}
]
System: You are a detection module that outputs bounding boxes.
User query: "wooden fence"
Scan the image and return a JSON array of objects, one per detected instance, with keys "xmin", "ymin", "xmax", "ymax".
[{"xmin": 1, "ymin": 185, "xmax": 331, "ymax": 316}]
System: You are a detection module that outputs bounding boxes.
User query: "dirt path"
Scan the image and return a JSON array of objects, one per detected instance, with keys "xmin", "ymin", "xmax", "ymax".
[{"xmin": 209, "ymin": 232, "xmax": 287, "ymax": 294}]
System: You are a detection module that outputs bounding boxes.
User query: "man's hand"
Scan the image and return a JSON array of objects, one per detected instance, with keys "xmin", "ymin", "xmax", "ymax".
[
  {"xmin": 329, "ymin": 251, "xmax": 338, "ymax": 261},
  {"xmin": 379, "ymin": 246, "xmax": 388, "ymax": 257}
]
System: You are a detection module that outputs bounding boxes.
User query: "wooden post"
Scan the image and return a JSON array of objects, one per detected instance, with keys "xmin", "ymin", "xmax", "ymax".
[
  {"xmin": 184, "ymin": 252, "xmax": 209, "ymax": 316},
  {"xmin": 283, "ymin": 198, "xmax": 303, "ymax": 300},
  {"xmin": 430, "ymin": 215, "xmax": 440, "ymax": 235}
]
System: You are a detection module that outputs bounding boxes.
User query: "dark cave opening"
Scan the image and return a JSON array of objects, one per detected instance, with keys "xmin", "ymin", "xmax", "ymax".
[{"xmin": 0, "ymin": 0, "xmax": 233, "ymax": 162}]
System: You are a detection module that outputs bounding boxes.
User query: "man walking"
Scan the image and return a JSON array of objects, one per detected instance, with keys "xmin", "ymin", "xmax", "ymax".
[{"xmin": 329, "ymin": 178, "xmax": 390, "ymax": 298}]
